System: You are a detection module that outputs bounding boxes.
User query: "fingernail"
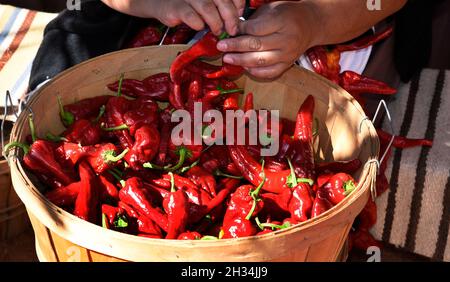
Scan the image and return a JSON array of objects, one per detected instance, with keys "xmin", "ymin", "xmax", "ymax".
[
  {"xmin": 223, "ymin": 55, "xmax": 234, "ymax": 64},
  {"xmin": 217, "ymin": 41, "xmax": 227, "ymax": 51}
]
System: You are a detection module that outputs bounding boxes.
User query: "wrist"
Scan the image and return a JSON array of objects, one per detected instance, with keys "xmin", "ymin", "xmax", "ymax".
[{"xmin": 293, "ymin": 1, "xmax": 324, "ymax": 48}]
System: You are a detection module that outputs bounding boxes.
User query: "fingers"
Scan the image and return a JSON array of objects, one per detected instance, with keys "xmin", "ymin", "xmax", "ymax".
[
  {"xmin": 217, "ymin": 34, "xmax": 281, "ymax": 53},
  {"xmin": 173, "ymin": 4, "xmax": 205, "ymax": 31},
  {"xmin": 213, "ymin": 0, "xmax": 240, "ymax": 35},
  {"xmin": 232, "ymin": 0, "xmax": 246, "ymax": 17},
  {"xmin": 188, "ymin": 0, "xmax": 223, "ymax": 35},
  {"xmin": 223, "ymin": 50, "xmax": 284, "ymax": 68},
  {"xmin": 238, "ymin": 16, "xmax": 280, "ymax": 36},
  {"xmin": 246, "ymin": 63, "xmax": 292, "ymax": 80}
]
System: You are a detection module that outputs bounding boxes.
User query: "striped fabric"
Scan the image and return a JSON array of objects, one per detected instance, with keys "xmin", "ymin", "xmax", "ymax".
[
  {"xmin": 372, "ymin": 69, "xmax": 450, "ymax": 261},
  {"xmin": 0, "ymin": 5, "xmax": 56, "ymax": 116}
]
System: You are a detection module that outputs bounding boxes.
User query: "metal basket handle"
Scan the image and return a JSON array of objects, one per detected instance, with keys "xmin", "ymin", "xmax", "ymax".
[
  {"xmin": 360, "ymin": 99, "xmax": 396, "ymax": 200},
  {"xmin": 2, "ymin": 90, "xmax": 34, "ymax": 160}
]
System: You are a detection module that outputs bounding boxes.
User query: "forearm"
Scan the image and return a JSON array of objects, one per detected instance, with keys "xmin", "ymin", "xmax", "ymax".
[
  {"xmin": 305, "ymin": 0, "xmax": 407, "ymax": 46},
  {"xmin": 101, "ymin": 0, "xmax": 155, "ymax": 18}
]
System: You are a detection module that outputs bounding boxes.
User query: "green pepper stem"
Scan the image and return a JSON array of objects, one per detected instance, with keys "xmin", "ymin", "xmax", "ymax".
[
  {"xmin": 95, "ymin": 105, "xmax": 106, "ymax": 123},
  {"xmin": 168, "ymin": 172, "xmax": 176, "ymax": 193},
  {"xmin": 104, "ymin": 148, "xmax": 129, "ymax": 163},
  {"xmin": 219, "ymin": 88, "xmax": 244, "ymax": 95},
  {"xmin": 255, "ymin": 217, "xmax": 264, "ymax": 231},
  {"xmin": 143, "ymin": 162, "xmax": 164, "ymax": 170},
  {"xmin": 3, "ymin": 141, "xmax": 30, "ymax": 155},
  {"xmin": 218, "ymin": 32, "xmax": 229, "ymax": 40},
  {"xmin": 117, "ymin": 73, "xmax": 124, "ymax": 97},
  {"xmin": 343, "ymin": 180, "xmax": 356, "ymax": 195},
  {"xmin": 28, "ymin": 114, "xmax": 37, "ymax": 143},
  {"xmin": 246, "ymin": 161, "xmax": 266, "ymax": 220},
  {"xmin": 260, "ymin": 222, "xmax": 291, "ymax": 230},
  {"xmin": 166, "ymin": 147, "xmax": 188, "ymax": 172},
  {"xmin": 102, "ymin": 124, "xmax": 129, "ymax": 131},
  {"xmin": 101, "ymin": 213, "xmax": 109, "ymax": 229},
  {"xmin": 286, "ymin": 157, "xmax": 298, "ymax": 188},
  {"xmin": 46, "ymin": 133, "xmax": 68, "ymax": 143},
  {"xmin": 178, "ymin": 159, "xmax": 200, "ymax": 174},
  {"xmin": 57, "ymin": 96, "xmax": 74, "ymax": 127},
  {"xmin": 251, "ymin": 160, "xmax": 266, "ymax": 199},
  {"xmin": 298, "ymin": 178, "xmax": 314, "ymax": 186},
  {"xmin": 214, "ymin": 169, "xmax": 244, "ymax": 180},
  {"xmin": 200, "ymin": 235, "xmax": 219, "ymax": 240}
]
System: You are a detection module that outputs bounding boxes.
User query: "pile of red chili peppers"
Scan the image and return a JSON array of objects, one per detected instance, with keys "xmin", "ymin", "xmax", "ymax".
[
  {"xmin": 4, "ymin": 31, "xmax": 364, "ymax": 241},
  {"xmin": 306, "ymin": 27, "xmax": 434, "ymax": 251}
]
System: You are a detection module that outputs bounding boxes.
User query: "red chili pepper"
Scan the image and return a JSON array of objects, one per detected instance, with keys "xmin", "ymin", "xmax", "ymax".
[
  {"xmin": 244, "ymin": 92, "xmax": 254, "ymax": 112},
  {"xmin": 305, "ymin": 46, "xmax": 340, "ymax": 84},
  {"xmin": 260, "ymin": 189, "xmax": 292, "ymax": 220},
  {"xmin": 204, "ymin": 63, "xmax": 244, "ymax": 80},
  {"xmin": 5, "ymin": 140, "xmax": 77, "ymax": 186},
  {"xmin": 186, "ymin": 74, "xmax": 203, "ymax": 114},
  {"xmin": 105, "ymin": 96, "xmax": 134, "ymax": 148},
  {"xmin": 107, "ymin": 79, "xmax": 148, "ymax": 98},
  {"xmin": 357, "ymin": 198, "xmax": 377, "ymax": 230},
  {"xmin": 162, "ymin": 24, "xmax": 195, "ymax": 45},
  {"xmin": 316, "ymin": 172, "xmax": 334, "ymax": 189},
  {"xmin": 339, "ymin": 71, "xmax": 397, "ymax": 96},
  {"xmin": 188, "ymin": 178, "xmax": 240, "ymax": 224},
  {"xmin": 311, "ymin": 189, "xmax": 333, "ymax": 218},
  {"xmin": 377, "ymin": 129, "xmax": 433, "ymax": 149},
  {"xmin": 125, "ymin": 125, "xmax": 160, "ymax": 170},
  {"xmin": 185, "ymin": 60, "xmax": 222, "ymax": 77},
  {"xmin": 168, "ymin": 138, "xmax": 202, "ymax": 166},
  {"xmin": 74, "ymin": 162, "xmax": 99, "ymax": 223},
  {"xmin": 126, "ymin": 25, "xmax": 164, "ymax": 48},
  {"xmin": 221, "ymin": 181, "xmax": 265, "ymax": 239},
  {"xmin": 228, "ymin": 145, "xmax": 291, "ymax": 194},
  {"xmin": 291, "ymin": 95, "xmax": 315, "ymax": 179},
  {"xmin": 163, "ymin": 172, "xmax": 190, "ymax": 239},
  {"xmin": 162, "ymin": 173, "xmax": 210, "ymax": 206},
  {"xmin": 336, "ymin": 26, "xmax": 394, "ymax": 52},
  {"xmin": 119, "ymin": 177, "xmax": 169, "ymax": 232},
  {"xmin": 86, "ymin": 143, "xmax": 129, "ymax": 174},
  {"xmin": 288, "ymin": 183, "xmax": 313, "ymax": 222},
  {"xmin": 177, "ymin": 231, "xmax": 202, "ymax": 240},
  {"xmin": 222, "ymin": 92, "xmax": 240, "ymax": 111},
  {"xmin": 122, "ymin": 96, "xmax": 159, "ymax": 135},
  {"xmin": 315, "ymin": 159, "xmax": 362, "ymax": 175},
  {"xmin": 185, "ymin": 166, "xmax": 217, "ymax": 197},
  {"xmin": 137, "ymin": 215, "xmax": 163, "ymax": 238},
  {"xmin": 169, "ymin": 83, "xmax": 185, "ymax": 110},
  {"xmin": 118, "ymin": 201, "xmax": 140, "ymax": 219},
  {"xmin": 56, "ymin": 142, "xmax": 128, "ymax": 174},
  {"xmin": 45, "ymin": 181, "xmax": 81, "ymax": 207},
  {"xmin": 62, "ymin": 119, "xmax": 102, "ymax": 146},
  {"xmin": 141, "ymin": 72, "xmax": 172, "ymax": 101},
  {"xmin": 170, "ymin": 31, "xmax": 227, "ymax": 84},
  {"xmin": 59, "ymin": 95, "xmax": 111, "ymax": 126},
  {"xmin": 98, "ymin": 175, "xmax": 120, "ymax": 202},
  {"xmin": 101, "ymin": 204, "xmax": 120, "ymax": 226},
  {"xmin": 349, "ymin": 228, "xmax": 382, "ymax": 251},
  {"xmin": 320, "ymin": 173, "xmax": 357, "ymax": 205}
]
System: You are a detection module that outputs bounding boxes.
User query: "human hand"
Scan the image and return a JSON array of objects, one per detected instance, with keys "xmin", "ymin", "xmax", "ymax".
[
  {"xmin": 150, "ymin": 0, "xmax": 245, "ymax": 36},
  {"xmin": 217, "ymin": 1, "xmax": 319, "ymax": 79}
]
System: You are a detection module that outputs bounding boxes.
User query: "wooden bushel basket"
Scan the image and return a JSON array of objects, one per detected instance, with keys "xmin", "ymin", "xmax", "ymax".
[{"xmin": 6, "ymin": 46, "xmax": 379, "ymax": 262}]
